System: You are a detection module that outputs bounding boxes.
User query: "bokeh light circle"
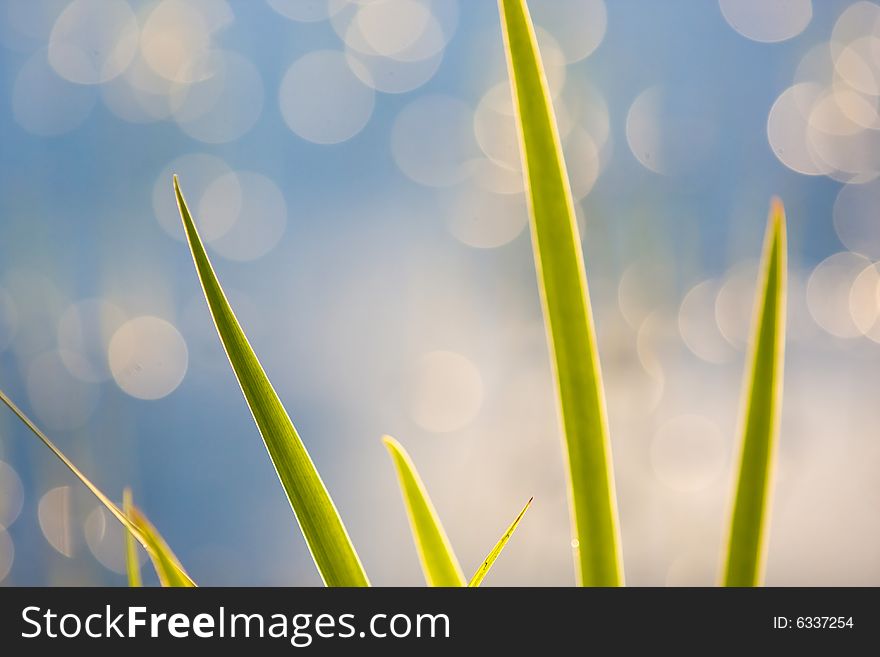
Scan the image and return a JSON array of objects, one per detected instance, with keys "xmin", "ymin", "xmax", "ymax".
[
  {"xmin": 564, "ymin": 126, "xmax": 601, "ymax": 200},
  {"xmin": 268, "ymin": 0, "xmax": 340, "ymax": 23},
  {"xmin": 47, "ymin": 0, "xmax": 138, "ymax": 85},
  {"xmin": 715, "ymin": 262, "xmax": 758, "ymax": 349},
  {"xmin": 109, "ymin": 316, "xmax": 188, "ymax": 400},
  {"xmin": 38, "ymin": 486, "xmax": 76, "ymax": 558},
  {"xmin": 767, "ymin": 83, "xmax": 833, "ymax": 176},
  {"xmin": 678, "ymin": 280, "xmax": 735, "ymax": 364},
  {"xmin": 140, "ymin": 0, "xmax": 233, "ymax": 84},
  {"xmin": 345, "ymin": 45, "xmax": 443, "ymax": 94},
  {"xmin": 833, "ymin": 179, "xmax": 880, "ymax": 260},
  {"xmin": 85, "ymin": 506, "xmax": 147, "ymax": 574},
  {"xmin": 806, "ymin": 251, "xmax": 871, "ymax": 338},
  {"xmin": 531, "ymin": 0, "xmax": 607, "ymax": 63},
  {"xmin": 0, "ymin": 528, "xmax": 12, "ymax": 583},
  {"xmin": 409, "ymin": 351, "xmax": 484, "ymax": 433},
  {"xmin": 392, "ymin": 95, "xmax": 477, "ymax": 186},
  {"xmin": 356, "ymin": 0, "xmax": 431, "ymax": 58},
  {"xmin": 849, "ymin": 262, "xmax": 880, "ymax": 342},
  {"xmin": 626, "ymin": 86, "xmax": 716, "ymax": 175},
  {"xmin": 172, "ymin": 50, "xmax": 265, "ymax": 144},
  {"xmin": 719, "ymin": 0, "xmax": 812, "ymax": 43},
  {"xmin": 474, "ymin": 83, "xmax": 521, "ymax": 172},
  {"xmin": 0, "ymin": 461, "xmax": 24, "ymax": 529},
  {"xmin": 198, "ymin": 171, "xmax": 288, "ymax": 261},
  {"xmin": 447, "ymin": 185, "xmax": 528, "ymax": 248},
  {"xmin": 279, "ymin": 50, "xmax": 375, "ymax": 144}
]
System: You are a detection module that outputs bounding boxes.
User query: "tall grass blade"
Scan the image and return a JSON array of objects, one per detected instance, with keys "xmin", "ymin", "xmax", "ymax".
[
  {"xmin": 0, "ymin": 390, "xmax": 195, "ymax": 586},
  {"xmin": 468, "ymin": 497, "xmax": 533, "ymax": 587},
  {"xmin": 723, "ymin": 199, "xmax": 787, "ymax": 587},
  {"xmin": 382, "ymin": 436, "xmax": 465, "ymax": 586},
  {"xmin": 497, "ymin": 0, "xmax": 623, "ymax": 585},
  {"xmin": 174, "ymin": 176, "xmax": 369, "ymax": 587},
  {"xmin": 123, "ymin": 488, "xmax": 142, "ymax": 587}
]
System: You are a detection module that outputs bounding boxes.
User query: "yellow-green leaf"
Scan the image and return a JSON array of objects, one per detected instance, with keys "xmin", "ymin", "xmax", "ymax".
[
  {"xmin": 497, "ymin": 0, "xmax": 623, "ymax": 586},
  {"xmin": 382, "ymin": 435, "xmax": 465, "ymax": 587},
  {"xmin": 127, "ymin": 504, "xmax": 195, "ymax": 588},
  {"xmin": 468, "ymin": 497, "xmax": 533, "ymax": 587},
  {"xmin": 174, "ymin": 176, "xmax": 369, "ymax": 587},
  {"xmin": 723, "ymin": 199, "xmax": 787, "ymax": 587},
  {"xmin": 123, "ymin": 488, "xmax": 142, "ymax": 588},
  {"xmin": 0, "ymin": 390, "xmax": 195, "ymax": 586}
]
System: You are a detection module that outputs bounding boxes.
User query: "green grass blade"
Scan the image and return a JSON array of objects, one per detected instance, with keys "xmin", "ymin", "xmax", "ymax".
[
  {"xmin": 123, "ymin": 488, "xmax": 142, "ymax": 587},
  {"xmin": 723, "ymin": 199, "xmax": 787, "ymax": 587},
  {"xmin": 468, "ymin": 497, "xmax": 533, "ymax": 587},
  {"xmin": 382, "ymin": 436, "xmax": 465, "ymax": 587},
  {"xmin": 497, "ymin": 0, "xmax": 623, "ymax": 586},
  {"xmin": 127, "ymin": 504, "xmax": 194, "ymax": 587},
  {"xmin": 0, "ymin": 390, "xmax": 195, "ymax": 586},
  {"xmin": 174, "ymin": 176, "xmax": 369, "ymax": 587}
]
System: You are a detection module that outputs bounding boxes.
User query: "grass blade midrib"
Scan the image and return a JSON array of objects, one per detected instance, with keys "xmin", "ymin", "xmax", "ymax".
[{"xmin": 497, "ymin": 0, "xmax": 623, "ymax": 586}]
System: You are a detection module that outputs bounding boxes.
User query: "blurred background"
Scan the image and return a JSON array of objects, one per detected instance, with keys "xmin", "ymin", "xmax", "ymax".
[{"xmin": 0, "ymin": 0, "xmax": 878, "ymax": 586}]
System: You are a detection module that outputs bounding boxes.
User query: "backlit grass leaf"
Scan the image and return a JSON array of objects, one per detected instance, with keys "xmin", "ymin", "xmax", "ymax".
[
  {"xmin": 123, "ymin": 488, "xmax": 142, "ymax": 588},
  {"xmin": 174, "ymin": 176, "xmax": 369, "ymax": 587},
  {"xmin": 0, "ymin": 390, "xmax": 195, "ymax": 586},
  {"xmin": 723, "ymin": 199, "xmax": 787, "ymax": 587},
  {"xmin": 497, "ymin": 0, "xmax": 623, "ymax": 586},
  {"xmin": 382, "ymin": 436, "xmax": 465, "ymax": 587},
  {"xmin": 468, "ymin": 497, "xmax": 533, "ymax": 587},
  {"xmin": 127, "ymin": 504, "xmax": 195, "ymax": 588}
]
